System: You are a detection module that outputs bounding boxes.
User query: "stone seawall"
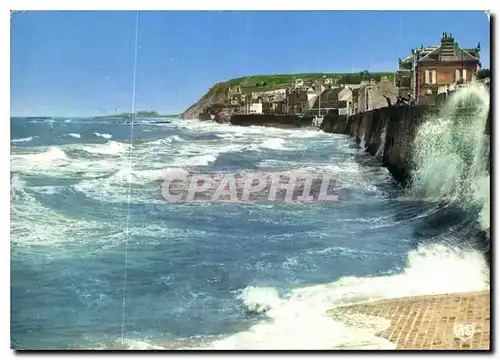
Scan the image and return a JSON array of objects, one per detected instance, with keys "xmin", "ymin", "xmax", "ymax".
[
  {"xmin": 320, "ymin": 106, "xmax": 430, "ymax": 184},
  {"xmin": 321, "ymin": 105, "xmax": 491, "ymax": 264},
  {"xmin": 230, "ymin": 114, "xmax": 314, "ymax": 128}
]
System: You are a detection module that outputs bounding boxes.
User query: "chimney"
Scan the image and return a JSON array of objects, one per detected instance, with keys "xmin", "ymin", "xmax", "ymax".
[{"xmin": 440, "ymin": 32, "xmax": 456, "ymax": 58}]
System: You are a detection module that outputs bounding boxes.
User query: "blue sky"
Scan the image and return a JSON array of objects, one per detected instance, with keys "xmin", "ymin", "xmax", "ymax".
[{"xmin": 11, "ymin": 10, "xmax": 490, "ymax": 117}]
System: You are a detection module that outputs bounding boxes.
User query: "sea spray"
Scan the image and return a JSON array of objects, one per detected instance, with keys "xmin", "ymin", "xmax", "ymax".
[
  {"xmin": 375, "ymin": 124, "xmax": 387, "ymax": 158},
  {"xmin": 411, "ymin": 83, "xmax": 490, "ymax": 230},
  {"xmin": 359, "ymin": 134, "xmax": 366, "ymax": 150}
]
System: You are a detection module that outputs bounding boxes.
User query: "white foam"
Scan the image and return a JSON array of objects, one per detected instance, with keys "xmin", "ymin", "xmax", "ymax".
[
  {"xmin": 31, "ymin": 185, "xmax": 59, "ymax": 195},
  {"xmin": 11, "ymin": 136, "xmax": 35, "ymax": 143},
  {"xmin": 261, "ymin": 138, "xmax": 286, "ymax": 150},
  {"xmin": 239, "ymin": 286, "xmax": 281, "ymax": 314},
  {"xmin": 120, "ymin": 339, "xmax": 166, "ymax": 350},
  {"xmin": 411, "ymin": 84, "xmax": 490, "ymax": 230},
  {"xmin": 10, "ymin": 174, "xmax": 26, "ymax": 190},
  {"xmin": 168, "ymin": 142, "xmax": 244, "ymax": 167},
  {"xmin": 82, "ymin": 141, "xmax": 130, "ymax": 155},
  {"xmin": 94, "ymin": 132, "xmax": 112, "ymax": 139},
  {"xmin": 185, "ymin": 154, "xmax": 217, "ymax": 166},
  {"xmin": 68, "ymin": 133, "xmax": 81, "ymax": 139},
  {"xmin": 177, "ymin": 120, "xmax": 322, "ymax": 140},
  {"xmin": 169, "ymin": 135, "xmax": 186, "ymax": 142},
  {"xmin": 11, "ymin": 147, "xmax": 67, "ymax": 166},
  {"xmin": 11, "ymin": 186, "xmax": 107, "ymax": 248},
  {"xmin": 205, "ymin": 243, "xmax": 489, "ymax": 350},
  {"xmin": 11, "ymin": 145, "xmax": 124, "ymax": 179},
  {"xmin": 73, "ymin": 167, "xmax": 167, "ymax": 204}
]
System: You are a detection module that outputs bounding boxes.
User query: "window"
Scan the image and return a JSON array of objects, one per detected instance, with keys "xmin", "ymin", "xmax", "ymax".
[
  {"xmin": 462, "ymin": 69, "xmax": 467, "ymax": 82},
  {"xmin": 455, "ymin": 69, "xmax": 461, "ymax": 82},
  {"xmin": 424, "ymin": 70, "xmax": 436, "ymax": 84},
  {"xmin": 431, "ymin": 70, "xmax": 437, "ymax": 84}
]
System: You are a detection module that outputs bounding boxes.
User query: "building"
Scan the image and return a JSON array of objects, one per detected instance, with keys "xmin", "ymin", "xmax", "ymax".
[
  {"xmin": 270, "ymin": 92, "xmax": 287, "ymax": 114},
  {"xmin": 306, "ymin": 80, "xmax": 326, "ymax": 110},
  {"xmin": 397, "ymin": 33, "xmax": 481, "ymax": 104},
  {"xmin": 286, "ymin": 79, "xmax": 309, "ymax": 115},
  {"xmin": 308, "ymin": 85, "xmax": 354, "ymax": 116},
  {"xmin": 356, "ymin": 78, "xmax": 398, "ymax": 113},
  {"xmin": 249, "ymin": 103, "xmax": 263, "ymax": 114}
]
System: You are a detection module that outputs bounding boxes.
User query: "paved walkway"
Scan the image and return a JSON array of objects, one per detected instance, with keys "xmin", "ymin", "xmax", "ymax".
[{"xmin": 329, "ymin": 291, "xmax": 490, "ymax": 350}]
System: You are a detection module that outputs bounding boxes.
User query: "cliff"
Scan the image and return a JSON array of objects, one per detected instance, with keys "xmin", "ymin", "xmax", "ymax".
[{"xmin": 181, "ymin": 83, "xmax": 231, "ymax": 120}]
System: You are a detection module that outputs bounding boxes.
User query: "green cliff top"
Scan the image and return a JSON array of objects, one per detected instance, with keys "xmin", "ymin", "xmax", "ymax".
[{"xmin": 211, "ymin": 71, "xmax": 396, "ymax": 93}]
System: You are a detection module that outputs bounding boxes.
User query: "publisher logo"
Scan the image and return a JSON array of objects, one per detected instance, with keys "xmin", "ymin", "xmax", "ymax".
[
  {"xmin": 454, "ymin": 324, "xmax": 474, "ymax": 345},
  {"xmin": 160, "ymin": 168, "xmax": 341, "ymax": 204}
]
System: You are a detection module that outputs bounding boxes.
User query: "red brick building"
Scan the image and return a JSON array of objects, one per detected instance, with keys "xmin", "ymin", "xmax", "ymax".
[{"xmin": 397, "ymin": 33, "xmax": 481, "ymax": 104}]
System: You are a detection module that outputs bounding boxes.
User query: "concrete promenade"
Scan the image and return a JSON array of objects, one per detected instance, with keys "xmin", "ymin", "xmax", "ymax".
[{"xmin": 329, "ymin": 291, "xmax": 490, "ymax": 350}]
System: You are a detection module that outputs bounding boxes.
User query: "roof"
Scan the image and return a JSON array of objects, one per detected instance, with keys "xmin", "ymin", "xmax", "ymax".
[
  {"xmin": 400, "ymin": 35, "xmax": 480, "ymax": 67},
  {"xmin": 418, "ymin": 37, "xmax": 479, "ymax": 63}
]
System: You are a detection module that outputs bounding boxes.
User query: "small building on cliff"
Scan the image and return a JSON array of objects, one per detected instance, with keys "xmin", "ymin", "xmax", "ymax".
[{"xmin": 397, "ymin": 32, "xmax": 481, "ymax": 105}]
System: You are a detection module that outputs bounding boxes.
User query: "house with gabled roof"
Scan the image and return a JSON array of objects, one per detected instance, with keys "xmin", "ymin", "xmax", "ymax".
[{"xmin": 397, "ymin": 32, "xmax": 481, "ymax": 104}]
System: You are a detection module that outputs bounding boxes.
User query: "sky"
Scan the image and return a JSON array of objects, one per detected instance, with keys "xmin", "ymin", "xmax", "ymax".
[{"xmin": 10, "ymin": 10, "xmax": 490, "ymax": 117}]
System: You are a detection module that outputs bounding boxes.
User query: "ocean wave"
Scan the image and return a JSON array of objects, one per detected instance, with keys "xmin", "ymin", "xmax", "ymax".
[
  {"xmin": 81, "ymin": 141, "xmax": 130, "ymax": 156},
  {"xmin": 201, "ymin": 243, "xmax": 489, "ymax": 350},
  {"xmin": 73, "ymin": 167, "xmax": 167, "ymax": 204},
  {"xmin": 260, "ymin": 138, "xmax": 286, "ymax": 150},
  {"xmin": 68, "ymin": 133, "xmax": 81, "ymax": 139},
  {"xmin": 176, "ymin": 120, "xmax": 323, "ymax": 140},
  {"xmin": 12, "ymin": 146, "xmax": 68, "ymax": 164},
  {"xmin": 11, "ymin": 144, "xmax": 127, "ymax": 179},
  {"xmin": 11, "ymin": 186, "xmax": 109, "ymax": 248},
  {"xmin": 11, "ymin": 136, "xmax": 36, "ymax": 143},
  {"xmin": 146, "ymin": 135, "xmax": 186, "ymax": 146},
  {"xmin": 10, "ymin": 174, "xmax": 27, "ymax": 191},
  {"xmin": 94, "ymin": 132, "xmax": 112, "ymax": 139},
  {"xmin": 410, "ymin": 84, "xmax": 490, "ymax": 230}
]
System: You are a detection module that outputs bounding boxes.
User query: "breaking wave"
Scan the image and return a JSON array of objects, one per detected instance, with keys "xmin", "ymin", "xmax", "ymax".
[
  {"xmin": 81, "ymin": 141, "xmax": 130, "ymax": 155},
  {"xmin": 411, "ymin": 84, "xmax": 490, "ymax": 230},
  {"xmin": 204, "ymin": 243, "xmax": 489, "ymax": 350},
  {"xmin": 94, "ymin": 132, "xmax": 112, "ymax": 139},
  {"xmin": 11, "ymin": 136, "xmax": 36, "ymax": 143}
]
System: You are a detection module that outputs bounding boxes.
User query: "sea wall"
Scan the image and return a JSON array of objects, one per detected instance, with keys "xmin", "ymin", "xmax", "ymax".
[
  {"xmin": 230, "ymin": 114, "xmax": 314, "ymax": 128},
  {"xmin": 321, "ymin": 104, "xmax": 491, "ymax": 264},
  {"xmin": 320, "ymin": 106, "xmax": 430, "ymax": 184}
]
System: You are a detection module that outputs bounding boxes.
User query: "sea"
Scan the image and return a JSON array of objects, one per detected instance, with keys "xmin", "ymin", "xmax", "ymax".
[{"xmin": 10, "ymin": 86, "xmax": 490, "ymax": 350}]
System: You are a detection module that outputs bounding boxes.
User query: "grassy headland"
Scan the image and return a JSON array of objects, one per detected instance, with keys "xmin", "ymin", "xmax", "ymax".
[
  {"xmin": 215, "ymin": 71, "xmax": 396, "ymax": 93},
  {"xmin": 181, "ymin": 71, "xmax": 396, "ymax": 119}
]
